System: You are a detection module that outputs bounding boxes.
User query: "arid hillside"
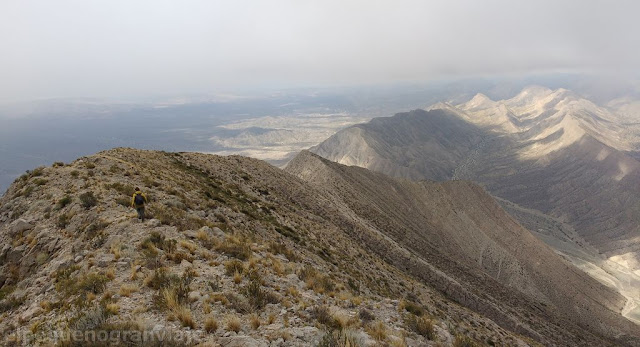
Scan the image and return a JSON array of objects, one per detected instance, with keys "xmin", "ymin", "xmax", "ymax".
[
  {"xmin": 313, "ymin": 88, "xmax": 640, "ymax": 281},
  {"xmin": 0, "ymin": 148, "xmax": 638, "ymax": 346}
]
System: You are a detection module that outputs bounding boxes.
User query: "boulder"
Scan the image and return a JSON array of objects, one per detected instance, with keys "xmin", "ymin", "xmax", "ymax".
[
  {"xmin": 184, "ymin": 230, "xmax": 199, "ymax": 239},
  {"xmin": 19, "ymin": 302, "xmax": 42, "ymax": 322},
  {"xmin": 9, "ymin": 219, "xmax": 33, "ymax": 236},
  {"xmin": 1, "ymin": 244, "xmax": 11, "ymax": 259},
  {"xmin": 147, "ymin": 219, "xmax": 162, "ymax": 227},
  {"xmin": 6, "ymin": 245, "xmax": 26, "ymax": 263},
  {"xmin": 188, "ymin": 291, "xmax": 201, "ymax": 302},
  {"xmin": 212, "ymin": 227, "xmax": 226, "ymax": 238}
]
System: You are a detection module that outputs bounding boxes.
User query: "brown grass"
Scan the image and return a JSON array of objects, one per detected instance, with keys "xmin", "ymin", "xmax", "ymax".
[
  {"xmin": 105, "ymin": 268, "xmax": 116, "ymax": 280},
  {"xmin": 250, "ymin": 314, "xmax": 261, "ymax": 330},
  {"xmin": 233, "ymin": 270, "xmax": 242, "ymax": 284},
  {"xmin": 226, "ymin": 316, "xmax": 242, "ymax": 333},
  {"xmin": 175, "ymin": 305, "xmax": 195, "ymax": 329},
  {"xmin": 119, "ymin": 284, "xmax": 138, "ymax": 297},
  {"xmin": 366, "ymin": 321, "xmax": 388, "ymax": 342},
  {"xmin": 105, "ymin": 303, "xmax": 120, "ymax": 315},
  {"xmin": 204, "ymin": 316, "xmax": 218, "ymax": 333}
]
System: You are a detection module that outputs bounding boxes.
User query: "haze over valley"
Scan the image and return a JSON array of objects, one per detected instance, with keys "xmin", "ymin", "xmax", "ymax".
[{"xmin": 3, "ymin": 1, "xmax": 640, "ymax": 346}]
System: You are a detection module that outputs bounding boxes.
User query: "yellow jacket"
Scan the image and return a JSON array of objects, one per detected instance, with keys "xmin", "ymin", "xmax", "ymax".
[{"xmin": 131, "ymin": 191, "xmax": 147, "ymax": 207}]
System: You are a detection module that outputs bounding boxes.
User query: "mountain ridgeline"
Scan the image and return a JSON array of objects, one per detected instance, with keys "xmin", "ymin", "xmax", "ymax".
[
  {"xmin": 313, "ymin": 87, "xmax": 640, "ymax": 284},
  {"xmin": 1, "ymin": 147, "xmax": 638, "ymax": 346}
]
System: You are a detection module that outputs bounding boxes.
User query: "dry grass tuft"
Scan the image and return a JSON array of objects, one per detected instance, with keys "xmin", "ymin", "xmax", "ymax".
[
  {"xmin": 226, "ymin": 315, "xmax": 242, "ymax": 333},
  {"xmin": 119, "ymin": 284, "xmax": 138, "ymax": 297},
  {"xmin": 105, "ymin": 267, "xmax": 116, "ymax": 280},
  {"xmin": 105, "ymin": 303, "xmax": 120, "ymax": 315},
  {"xmin": 174, "ymin": 305, "xmax": 195, "ymax": 329},
  {"xmin": 366, "ymin": 321, "xmax": 388, "ymax": 342},
  {"xmin": 250, "ymin": 314, "xmax": 261, "ymax": 330},
  {"xmin": 204, "ymin": 316, "xmax": 218, "ymax": 333},
  {"xmin": 453, "ymin": 335, "xmax": 480, "ymax": 347},
  {"xmin": 233, "ymin": 270, "xmax": 243, "ymax": 284},
  {"xmin": 110, "ymin": 242, "xmax": 122, "ymax": 260},
  {"xmin": 179, "ymin": 240, "xmax": 197, "ymax": 253}
]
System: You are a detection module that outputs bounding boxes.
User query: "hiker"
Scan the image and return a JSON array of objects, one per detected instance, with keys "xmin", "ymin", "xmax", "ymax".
[{"xmin": 131, "ymin": 187, "xmax": 148, "ymax": 222}]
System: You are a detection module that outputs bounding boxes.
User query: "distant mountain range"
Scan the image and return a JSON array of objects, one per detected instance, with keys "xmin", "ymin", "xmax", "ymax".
[{"xmin": 312, "ymin": 86, "xmax": 640, "ymax": 322}]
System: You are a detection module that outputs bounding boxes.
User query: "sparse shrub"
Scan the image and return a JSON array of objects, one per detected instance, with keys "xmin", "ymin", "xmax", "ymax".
[
  {"xmin": 300, "ymin": 266, "xmax": 336, "ymax": 294},
  {"xmin": 79, "ymin": 191, "xmax": 98, "ymax": 209},
  {"xmin": 453, "ymin": 335, "xmax": 480, "ymax": 347},
  {"xmin": 405, "ymin": 314, "xmax": 435, "ymax": 339},
  {"xmin": 242, "ymin": 273, "xmax": 279, "ymax": 310},
  {"xmin": 401, "ymin": 299, "xmax": 424, "ymax": 316},
  {"xmin": 30, "ymin": 167, "xmax": 45, "ymax": 177},
  {"xmin": 216, "ymin": 235, "xmax": 252, "ymax": 260},
  {"xmin": 312, "ymin": 306, "xmax": 339, "ymax": 329},
  {"xmin": 224, "ymin": 292, "xmax": 252, "ymax": 314},
  {"xmin": 179, "ymin": 240, "xmax": 197, "ymax": 253},
  {"xmin": 366, "ymin": 321, "xmax": 388, "ymax": 342},
  {"xmin": 151, "ymin": 204, "xmax": 210, "ymax": 231},
  {"xmin": 143, "ymin": 176, "xmax": 161, "ymax": 187},
  {"xmin": 268, "ymin": 241, "xmax": 298, "ymax": 261},
  {"xmin": 275, "ymin": 225, "xmax": 301, "ymax": 242},
  {"xmin": 140, "ymin": 231, "xmax": 177, "ymax": 254},
  {"xmin": 115, "ymin": 197, "xmax": 130, "ymax": 207},
  {"xmin": 359, "ymin": 308, "xmax": 375, "ymax": 323},
  {"xmin": 104, "ymin": 182, "xmax": 135, "ymax": 196},
  {"xmin": 57, "ymin": 214, "xmax": 71, "ymax": 228},
  {"xmin": 20, "ymin": 185, "xmax": 35, "ymax": 197},
  {"xmin": 0, "ymin": 295, "xmax": 26, "ymax": 313},
  {"xmin": 145, "ymin": 268, "xmax": 179, "ymax": 290},
  {"xmin": 34, "ymin": 178, "xmax": 48, "ymax": 186},
  {"xmin": 53, "ymin": 161, "xmax": 65, "ymax": 167},
  {"xmin": 58, "ymin": 195, "xmax": 72, "ymax": 209},
  {"xmin": 207, "ymin": 277, "xmax": 221, "ymax": 292},
  {"xmin": 150, "ymin": 268, "xmax": 193, "ymax": 317},
  {"xmin": 84, "ymin": 220, "xmax": 109, "ymax": 238},
  {"xmin": 287, "ymin": 286, "xmax": 300, "ymax": 298},
  {"xmin": 76, "ymin": 272, "xmax": 110, "ymax": 294},
  {"xmin": 318, "ymin": 329, "xmax": 363, "ymax": 347},
  {"xmin": 70, "ymin": 170, "xmax": 80, "ymax": 177},
  {"xmin": 224, "ymin": 259, "xmax": 245, "ymax": 276},
  {"xmin": 36, "ymin": 252, "xmax": 49, "ymax": 265},
  {"xmin": 167, "ymin": 251, "xmax": 194, "ymax": 264}
]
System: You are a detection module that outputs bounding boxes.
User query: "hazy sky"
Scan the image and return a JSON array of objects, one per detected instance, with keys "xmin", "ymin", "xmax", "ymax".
[{"xmin": 1, "ymin": 0, "xmax": 639, "ymax": 100}]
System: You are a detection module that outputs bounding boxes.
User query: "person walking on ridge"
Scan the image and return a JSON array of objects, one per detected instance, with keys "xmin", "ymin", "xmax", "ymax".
[{"xmin": 131, "ymin": 187, "xmax": 147, "ymax": 222}]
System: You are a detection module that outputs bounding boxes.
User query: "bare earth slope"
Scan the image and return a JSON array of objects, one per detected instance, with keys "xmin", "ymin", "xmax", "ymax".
[{"xmin": 1, "ymin": 148, "xmax": 639, "ymax": 345}]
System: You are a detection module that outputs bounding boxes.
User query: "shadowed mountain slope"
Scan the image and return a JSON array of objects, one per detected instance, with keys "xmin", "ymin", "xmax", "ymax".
[{"xmin": 312, "ymin": 90, "xmax": 640, "ymax": 272}]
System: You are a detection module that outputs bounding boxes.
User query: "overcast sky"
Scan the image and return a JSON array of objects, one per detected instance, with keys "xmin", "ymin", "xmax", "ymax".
[{"xmin": 1, "ymin": 0, "xmax": 639, "ymax": 101}]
